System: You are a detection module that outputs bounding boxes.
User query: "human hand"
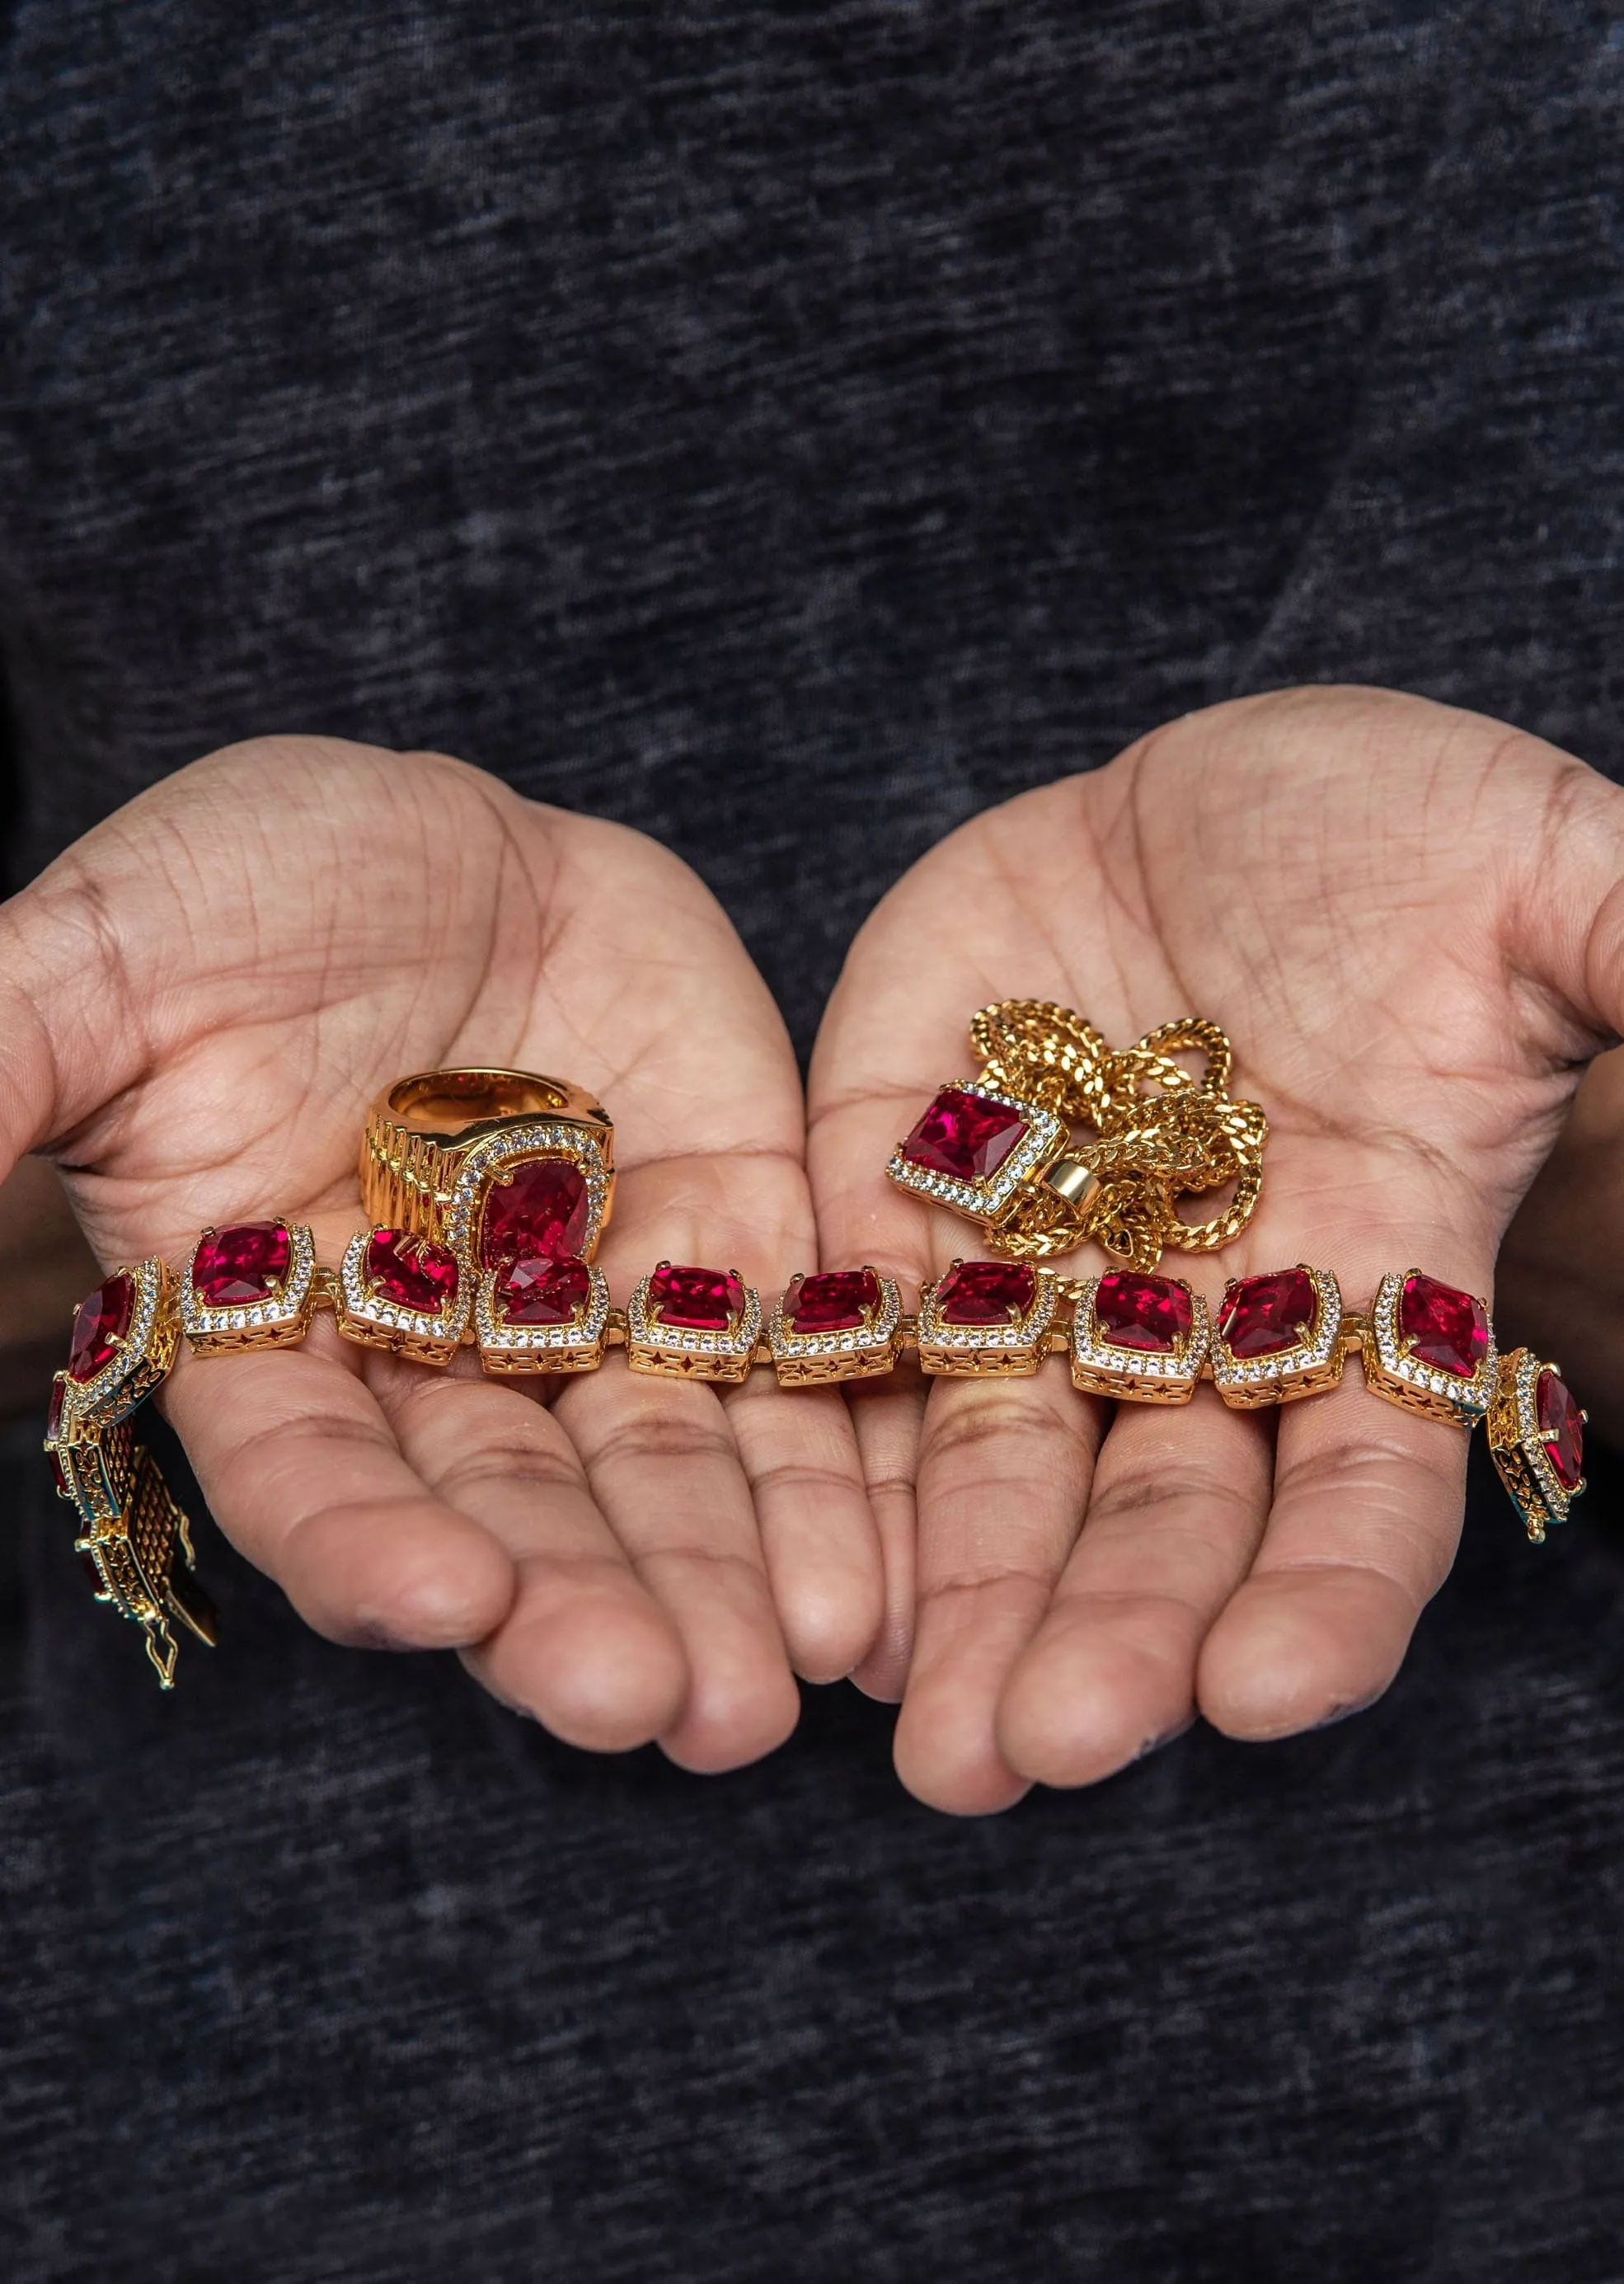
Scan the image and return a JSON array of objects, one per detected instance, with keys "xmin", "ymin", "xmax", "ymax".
[
  {"xmin": 809, "ymin": 686, "xmax": 1624, "ymax": 1812},
  {"xmin": 0, "ymin": 737, "xmax": 880, "ymax": 1762}
]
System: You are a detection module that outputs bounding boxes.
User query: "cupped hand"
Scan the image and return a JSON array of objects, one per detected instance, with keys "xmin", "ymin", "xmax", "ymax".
[
  {"xmin": 0, "ymin": 737, "xmax": 880, "ymax": 1763},
  {"xmin": 809, "ymin": 686, "xmax": 1624, "ymax": 1813}
]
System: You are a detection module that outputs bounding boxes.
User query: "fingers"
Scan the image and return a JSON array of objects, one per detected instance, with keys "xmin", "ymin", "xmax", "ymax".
[
  {"xmin": 1195, "ymin": 1372, "xmax": 1468, "ymax": 1738},
  {"xmin": 724, "ymin": 1375, "xmax": 883, "ymax": 1684},
  {"xmin": 995, "ymin": 1393, "xmax": 1274, "ymax": 1788},
  {"xmin": 553, "ymin": 1365, "xmax": 801, "ymax": 1774},
  {"xmin": 161, "ymin": 1325, "xmax": 516, "ymax": 1651},
  {"xmin": 892, "ymin": 1361, "xmax": 1103, "ymax": 1816},
  {"xmin": 368, "ymin": 1354, "xmax": 690, "ymax": 1752}
]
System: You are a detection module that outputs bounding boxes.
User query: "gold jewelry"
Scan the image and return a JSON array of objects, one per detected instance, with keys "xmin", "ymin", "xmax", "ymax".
[
  {"xmin": 43, "ymin": 1057, "xmax": 1584, "ymax": 1687},
  {"xmin": 360, "ymin": 1069, "xmax": 615, "ymax": 1262},
  {"xmin": 885, "ymin": 1001, "xmax": 1267, "ymax": 1271}
]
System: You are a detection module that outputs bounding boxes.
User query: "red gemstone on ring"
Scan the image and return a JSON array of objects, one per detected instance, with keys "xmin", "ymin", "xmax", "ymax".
[
  {"xmin": 192, "ymin": 1220, "xmax": 292, "ymax": 1306},
  {"xmin": 1217, "ymin": 1268, "xmax": 1317, "ymax": 1360},
  {"xmin": 68, "ymin": 1272, "xmax": 134, "ymax": 1382},
  {"xmin": 648, "ymin": 1262, "xmax": 745, "ymax": 1332},
  {"xmin": 479, "ymin": 1158, "xmax": 589, "ymax": 1269},
  {"xmin": 1096, "ymin": 1270, "xmax": 1193, "ymax": 1354},
  {"xmin": 495, "ymin": 1253, "xmax": 591, "ymax": 1326},
  {"xmin": 900, "ymin": 1088, "xmax": 1030, "ymax": 1184},
  {"xmin": 1537, "ymin": 1367, "xmax": 1584, "ymax": 1491},
  {"xmin": 787, "ymin": 1267, "xmax": 880, "ymax": 1334},
  {"xmin": 46, "ymin": 1378, "xmax": 65, "ymax": 1440},
  {"xmin": 1398, "ymin": 1271, "xmax": 1488, "ymax": 1379},
  {"xmin": 365, "ymin": 1229, "xmax": 460, "ymax": 1314},
  {"xmin": 934, "ymin": 1259, "xmax": 1036, "ymax": 1326}
]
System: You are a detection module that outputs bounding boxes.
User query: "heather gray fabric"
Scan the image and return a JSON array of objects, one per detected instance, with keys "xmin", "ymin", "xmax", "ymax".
[{"xmin": 2, "ymin": 4, "xmax": 1624, "ymax": 2277}]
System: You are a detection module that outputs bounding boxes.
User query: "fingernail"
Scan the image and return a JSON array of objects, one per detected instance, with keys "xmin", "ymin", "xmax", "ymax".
[
  {"xmin": 1313, "ymin": 1689, "xmax": 1384, "ymax": 1731},
  {"xmin": 1134, "ymin": 1712, "xmax": 1196, "ymax": 1760}
]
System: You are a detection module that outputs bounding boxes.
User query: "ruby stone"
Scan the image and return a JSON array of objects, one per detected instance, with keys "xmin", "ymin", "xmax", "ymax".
[
  {"xmin": 648, "ymin": 1262, "xmax": 745, "ymax": 1332},
  {"xmin": 1218, "ymin": 1268, "xmax": 1318, "ymax": 1360},
  {"xmin": 935, "ymin": 1259, "xmax": 1036, "ymax": 1326},
  {"xmin": 479, "ymin": 1158, "xmax": 589, "ymax": 1270},
  {"xmin": 1398, "ymin": 1271, "xmax": 1488, "ymax": 1379},
  {"xmin": 495, "ymin": 1253, "xmax": 591, "ymax": 1327},
  {"xmin": 1537, "ymin": 1367, "xmax": 1584, "ymax": 1491},
  {"xmin": 68, "ymin": 1272, "xmax": 133, "ymax": 1382},
  {"xmin": 787, "ymin": 1267, "xmax": 880, "ymax": 1334},
  {"xmin": 192, "ymin": 1220, "xmax": 291, "ymax": 1306},
  {"xmin": 365, "ymin": 1229, "xmax": 460, "ymax": 1314},
  {"xmin": 46, "ymin": 1378, "xmax": 64, "ymax": 1440},
  {"xmin": 901, "ymin": 1088, "xmax": 1029, "ymax": 1184},
  {"xmin": 1096, "ymin": 1270, "xmax": 1194, "ymax": 1354}
]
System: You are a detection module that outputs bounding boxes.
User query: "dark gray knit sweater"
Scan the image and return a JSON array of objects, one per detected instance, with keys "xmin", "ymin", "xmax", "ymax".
[{"xmin": 3, "ymin": 4, "xmax": 1624, "ymax": 2277}]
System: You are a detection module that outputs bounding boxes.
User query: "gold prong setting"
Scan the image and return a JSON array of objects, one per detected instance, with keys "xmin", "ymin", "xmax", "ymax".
[
  {"xmin": 1068, "ymin": 1274, "xmax": 1211, "ymax": 1404},
  {"xmin": 885, "ymin": 1081, "xmax": 1067, "ymax": 1222},
  {"xmin": 443, "ymin": 1124, "xmax": 612, "ymax": 1264},
  {"xmin": 1210, "ymin": 1265, "xmax": 1345, "ymax": 1408},
  {"xmin": 180, "ymin": 1219, "xmax": 317, "ymax": 1351},
  {"xmin": 1363, "ymin": 1268, "xmax": 1496, "ymax": 1426},
  {"xmin": 475, "ymin": 1260, "xmax": 612, "ymax": 1374}
]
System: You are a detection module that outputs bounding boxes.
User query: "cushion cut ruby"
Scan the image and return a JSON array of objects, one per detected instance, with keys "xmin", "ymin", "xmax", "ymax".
[
  {"xmin": 365, "ymin": 1229, "xmax": 460, "ymax": 1314},
  {"xmin": 1217, "ymin": 1268, "xmax": 1318, "ymax": 1360},
  {"xmin": 46, "ymin": 1377, "xmax": 65, "ymax": 1440},
  {"xmin": 934, "ymin": 1258, "xmax": 1036, "ymax": 1326},
  {"xmin": 1096, "ymin": 1270, "xmax": 1194, "ymax": 1354},
  {"xmin": 191, "ymin": 1220, "xmax": 291, "ymax": 1306},
  {"xmin": 479, "ymin": 1157, "xmax": 589, "ymax": 1269},
  {"xmin": 495, "ymin": 1252, "xmax": 591, "ymax": 1326},
  {"xmin": 648, "ymin": 1262, "xmax": 745, "ymax": 1332},
  {"xmin": 900, "ymin": 1088, "xmax": 1029, "ymax": 1184},
  {"xmin": 786, "ymin": 1267, "xmax": 880, "ymax": 1334},
  {"xmin": 68, "ymin": 1272, "xmax": 133, "ymax": 1382},
  {"xmin": 1537, "ymin": 1367, "xmax": 1584, "ymax": 1492},
  {"xmin": 1399, "ymin": 1271, "xmax": 1489, "ymax": 1379}
]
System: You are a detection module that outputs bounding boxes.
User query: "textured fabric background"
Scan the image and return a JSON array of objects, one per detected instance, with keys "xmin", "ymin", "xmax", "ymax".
[{"xmin": 2, "ymin": 3, "xmax": 1624, "ymax": 2277}]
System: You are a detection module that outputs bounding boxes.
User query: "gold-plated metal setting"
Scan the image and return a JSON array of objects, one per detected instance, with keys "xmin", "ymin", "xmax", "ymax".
[
  {"xmin": 888, "ymin": 1001, "xmax": 1269, "ymax": 1271},
  {"xmin": 1360, "ymin": 1269, "xmax": 1496, "ymax": 1428},
  {"xmin": 1068, "ymin": 1273, "xmax": 1211, "ymax": 1406},
  {"xmin": 1486, "ymin": 1348, "xmax": 1587, "ymax": 1544},
  {"xmin": 54, "ymin": 1256, "xmax": 180, "ymax": 1437},
  {"xmin": 335, "ymin": 1229, "xmax": 472, "ymax": 1365},
  {"xmin": 1210, "ymin": 1266, "xmax": 1345, "ymax": 1409},
  {"xmin": 624, "ymin": 1267, "xmax": 763, "ymax": 1384},
  {"xmin": 179, "ymin": 1220, "xmax": 318, "ymax": 1355},
  {"xmin": 769, "ymin": 1271, "xmax": 904, "ymax": 1387},
  {"xmin": 45, "ymin": 1398, "xmax": 217, "ymax": 1689},
  {"xmin": 916, "ymin": 1262, "xmax": 1059, "ymax": 1378},
  {"xmin": 360, "ymin": 1069, "xmax": 615, "ymax": 1260},
  {"xmin": 886, "ymin": 1079, "xmax": 1069, "ymax": 1229},
  {"xmin": 475, "ymin": 1261, "xmax": 612, "ymax": 1375}
]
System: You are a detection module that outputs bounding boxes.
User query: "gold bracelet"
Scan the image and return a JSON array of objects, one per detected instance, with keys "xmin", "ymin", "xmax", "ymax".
[{"xmin": 42, "ymin": 1008, "xmax": 1585, "ymax": 1686}]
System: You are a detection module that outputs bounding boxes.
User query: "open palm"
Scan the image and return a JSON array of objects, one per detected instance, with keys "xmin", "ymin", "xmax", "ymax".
[
  {"xmin": 0, "ymin": 735, "xmax": 880, "ymax": 1762},
  {"xmin": 809, "ymin": 687, "xmax": 1624, "ymax": 1813}
]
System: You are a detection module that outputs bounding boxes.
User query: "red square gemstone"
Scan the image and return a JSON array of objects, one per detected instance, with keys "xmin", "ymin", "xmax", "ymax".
[
  {"xmin": 934, "ymin": 1259, "xmax": 1036, "ymax": 1326},
  {"xmin": 1217, "ymin": 1268, "xmax": 1318, "ymax": 1361},
  {"xmin": 1398, "ymin": 1271, "xmax": 1488, "ymax": 1379},
  {"xmin": 365, "ymin": 1229, "xmax": 461, "ymax": 1314},
  {"xmin": 46, "ymin": 1377, "xmax": 65, "ymax": 1440},
  {"xmin": 68, "ymin": 1272, "xmax": 134, "ymax": 1382},
  {"xmin": 1096, "ymin": 1271, "xmax": 1194, "ymax": 1355},
  {"xmin": 192, "ymin": 1220, "xmax": 292, "ymax": 1306},
  {"xmin": 648, "ymin": 1262, "xmax": 745, "ymax": 1332},
  {"xmin": 495, "ymin": 1253, "xmax": 591, "ymax": 1326},
  {"xmin": 900, "ymin": 1088, "xmax": 1030, "ymax": 1184},
  {"xmin": 1537, "ymin": 1367, "xmax": 1584, "ymax": 1492},
  {"xmin": 479, "ymin": 1158, "xmax": 590, "ymax": 1269},
  {"xmin": 786, "ymin": 1267, "xmax": 881, "ymax": 1335}
]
